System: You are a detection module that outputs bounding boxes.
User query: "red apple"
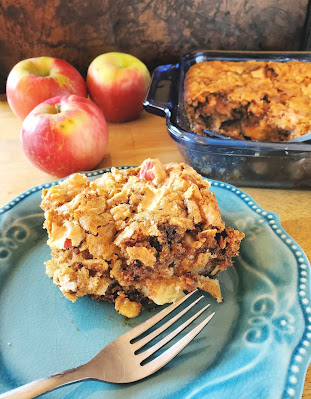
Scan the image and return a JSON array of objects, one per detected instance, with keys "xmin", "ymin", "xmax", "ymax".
[
  {"xmin": 86, "ymin": 52, "xmax": 151, "ymax": 122},
  {"xmin": 6, "ymin": 56, "xmax": 87, "ymax": 120},
  {"xmin": 21, "ymin": 95, "xmax": 108, "ymax": 177}
]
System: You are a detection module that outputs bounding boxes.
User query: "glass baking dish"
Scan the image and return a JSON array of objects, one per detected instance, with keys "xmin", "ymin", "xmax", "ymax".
[{"xmin": 143, "ymin": 50, "xmax": 311, "ymax": 188}]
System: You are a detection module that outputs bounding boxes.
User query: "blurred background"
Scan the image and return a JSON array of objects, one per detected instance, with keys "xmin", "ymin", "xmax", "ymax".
[{"xmin": 0, "ymin": 0, "xmax": 309, "ymax": 93}]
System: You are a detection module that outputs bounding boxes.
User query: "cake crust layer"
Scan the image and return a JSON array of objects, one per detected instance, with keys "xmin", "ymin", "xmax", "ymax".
[
  {"xmin": 41, "ymin": 159, "xmax": 244, "ymax": 317},
  {"xmin": 185, "ymin": 60, "xmax": 311, "ymax": 141}
]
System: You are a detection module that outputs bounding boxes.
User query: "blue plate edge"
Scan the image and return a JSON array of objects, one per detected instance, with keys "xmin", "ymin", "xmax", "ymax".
[
  {"xmin": 1, "ymin": 168, "xmax": 311, "ymax": 399},
  {"xmin": 206, "ymin": 178, "xmax": 311, "ymax": 399}
]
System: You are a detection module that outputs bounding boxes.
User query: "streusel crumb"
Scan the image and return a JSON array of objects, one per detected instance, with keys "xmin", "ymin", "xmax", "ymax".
[
  {"xmin": 41, "ymin": 159, "xmax": 244, "ymax": 317},
  {"xmin": 185, "ymin": 60, "xmax": 311, "ymax": 141}
]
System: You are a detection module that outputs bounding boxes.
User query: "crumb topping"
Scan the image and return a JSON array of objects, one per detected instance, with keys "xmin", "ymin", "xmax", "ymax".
[
  {"xmin": 185, "ymin": 60, "xmax": 311, "ymax": 141},
  {"xmin": 41, "ymin": 159, "xmax": 244, "ymax": 317}
]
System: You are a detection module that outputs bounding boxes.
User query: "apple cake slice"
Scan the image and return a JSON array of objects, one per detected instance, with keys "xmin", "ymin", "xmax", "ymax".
[{"xmin": 41, "ymin": 159, "xmax": 244, "ymax": 318}]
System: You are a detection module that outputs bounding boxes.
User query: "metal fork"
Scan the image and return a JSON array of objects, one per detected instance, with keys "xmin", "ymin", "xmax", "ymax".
[{"xmin": 0, "ymin": 290, "xmax": 215, "ymax": 399}]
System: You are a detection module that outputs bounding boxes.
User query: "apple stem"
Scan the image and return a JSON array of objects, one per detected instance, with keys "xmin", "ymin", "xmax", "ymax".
[{"xmin": 55, "ymin": 103, "xmax": 61, "ymax": 113}]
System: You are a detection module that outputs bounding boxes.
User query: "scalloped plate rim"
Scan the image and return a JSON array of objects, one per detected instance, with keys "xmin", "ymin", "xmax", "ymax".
[{"xmin": 0, "ymin": 167, "xmax": 311, "ymax": 399}]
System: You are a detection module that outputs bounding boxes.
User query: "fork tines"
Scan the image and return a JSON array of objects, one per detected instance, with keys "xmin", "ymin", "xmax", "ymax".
[{"xmin": 126, "ymin": 290, "xmax": 215, "ymax": 374}]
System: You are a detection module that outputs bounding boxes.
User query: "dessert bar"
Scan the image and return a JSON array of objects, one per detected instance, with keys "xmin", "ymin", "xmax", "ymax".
[
  {"xmin": 41, "ymin": 159, "xmax": 244, "ymax": 317},
  {"xmin": 185, "ymin": 60, "xmax": 311, "ymax": 141}
]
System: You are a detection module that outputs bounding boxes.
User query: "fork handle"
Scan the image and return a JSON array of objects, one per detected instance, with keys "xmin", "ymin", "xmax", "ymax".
[{"xmin": 0, "ymin": 365, "xmax": 90, "ymax": 399}]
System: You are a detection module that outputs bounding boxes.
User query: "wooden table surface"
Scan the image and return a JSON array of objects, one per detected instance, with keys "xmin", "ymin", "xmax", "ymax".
[{"xmin": 1, "ymin": 99, "xmax": 311, "ymax": 397}]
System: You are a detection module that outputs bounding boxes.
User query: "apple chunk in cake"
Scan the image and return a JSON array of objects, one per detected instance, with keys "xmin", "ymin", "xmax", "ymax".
[{"xmin": 41, "ymin": 159, "xmax": 244, "ymax": 318}]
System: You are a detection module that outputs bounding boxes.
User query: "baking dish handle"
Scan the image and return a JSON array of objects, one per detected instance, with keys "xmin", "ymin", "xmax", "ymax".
[{"xmin": 143, "ymin": 64, "xmax": 178, "ymax": 118}]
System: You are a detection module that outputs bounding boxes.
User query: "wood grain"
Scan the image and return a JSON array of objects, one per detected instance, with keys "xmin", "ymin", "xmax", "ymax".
[
  {"xmin": 0, "ymin": 100, "xmax": 310, "ymax": 396},
  {"xmin": 0, "ymin": 0, "xmax": 308, "ymax": 91}
]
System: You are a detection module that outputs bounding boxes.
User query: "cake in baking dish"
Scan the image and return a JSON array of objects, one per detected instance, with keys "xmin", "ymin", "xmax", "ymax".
[
  {"xmin": 185, "ymin": 60, "xmax": 311, "ymax": 141},
  {"xmin": 41, "ymin": 159, "xmax": 244, "ymax": 318}
]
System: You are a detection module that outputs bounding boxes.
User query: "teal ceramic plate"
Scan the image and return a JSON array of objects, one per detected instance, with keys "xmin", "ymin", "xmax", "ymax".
[{"xmin": 0, "ymin": 168, "xmax": 311, "ymax": 399}]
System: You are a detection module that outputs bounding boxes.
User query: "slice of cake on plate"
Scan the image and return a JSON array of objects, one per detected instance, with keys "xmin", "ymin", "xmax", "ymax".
[{"xmin": 41, "ymin": 159, "xmax": 244, "ymax": 318}]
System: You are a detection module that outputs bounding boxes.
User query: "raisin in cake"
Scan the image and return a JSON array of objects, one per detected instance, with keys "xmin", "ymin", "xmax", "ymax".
[
  {"xmin": 185, "ymin": 60, "xmax": 311, "ymax": 141},
  {"xmin": 41, "ymin": 159, "xmax": 244, "ymax": 318}
]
